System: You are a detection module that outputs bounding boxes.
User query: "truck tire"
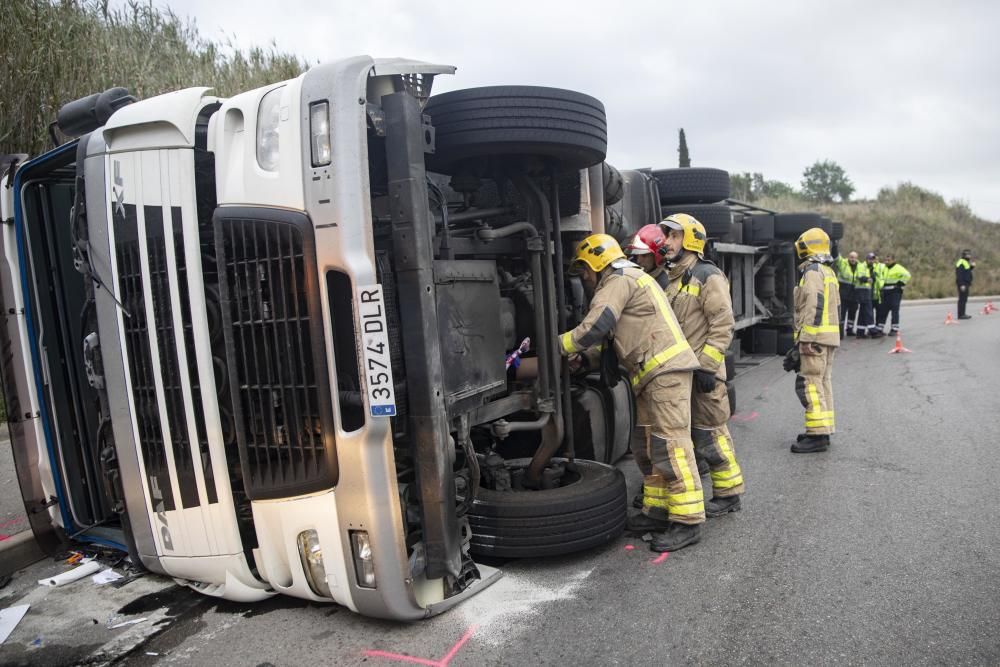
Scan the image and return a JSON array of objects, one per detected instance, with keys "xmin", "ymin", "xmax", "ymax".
[
  {"xmin": 425, "ymin": 86, "xmax": 607, "ymax": 174},
  {"xmin": 603, "ymin": 162, "xmax": 624, "ymax": 206},
  {"xmin": 773, "ymin": 213, "xmax": 824, "ymax": 240},
  {"xmin": 652, "ymin": 167, "xmax": 731, "ymax": 205},
  {"xmin": 660, "ymin": 203, "xmax": 733, "ymax": 237},
  {"xmin": 469, "ymin": 458, "xmax": 626, "ymax": 558},
  {"xmin": 831, "ymin": 221, "xmax": 844, "ymax": 240}
]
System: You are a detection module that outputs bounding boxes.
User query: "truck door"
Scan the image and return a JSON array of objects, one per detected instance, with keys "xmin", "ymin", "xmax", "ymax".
[{"xmin": 0, "ymin": 153, "xmax": 62, "ymax": 554}]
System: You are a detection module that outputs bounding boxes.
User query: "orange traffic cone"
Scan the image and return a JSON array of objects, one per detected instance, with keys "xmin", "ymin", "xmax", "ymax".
[
  {"xmin": 887, "ymin": 330, "xmax": 912, "ymax": 354},
  {"xmin": 987, "ymin": 301, "xmax": 996, "ymax": 313},
  {"xmin": 944, "ymin": 311, "xmax": 958, "ymax": 325},
  {"xmin": 982, "ymin": 303, "xmax": 991, "ymax": 315}
]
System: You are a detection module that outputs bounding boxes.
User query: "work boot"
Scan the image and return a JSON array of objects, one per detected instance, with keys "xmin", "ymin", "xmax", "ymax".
[
  {"xmin": 632, "ymin": 493, "xmax": 644, "ymax": 510},
  {"xmin": 791, "ymin": 434, "xmax": 830, "ymax": 453},
  {"xmin": 706, "ymin": 495, "xmax": 742, "ymax": 517},
  {"xmin": 845, "ymin": 328, "xmax": 855, "ymax": 336},
  {"xmin": 625, "ymin": 513, "xmax": 670, "ymax": 534},
  {"xmin": 856, "ymin": 331, "xmax": 868, "ymax": 339},
  {"xmin": 870, "ymin": 329, "xmax": 885, "ymax": 338},
  {"xmin": 650, "ymin": 522, "xmax": 702, "ymax": 552},
  {"xmin": 958, "ymin": 314, "xmax": 972, "ymax": 320}
]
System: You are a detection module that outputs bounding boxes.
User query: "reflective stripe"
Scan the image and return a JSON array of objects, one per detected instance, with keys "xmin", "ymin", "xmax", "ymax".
[
  {"xmin": 560, "ymin": 331, "xmax": 578, "ymax": 354},
  {"xmin": 631, "ymin": 342, "xmax": 691, "ymax": 386},
  {"xmin": 807, "ymin": 384, "xmax": 822, "ymax": 416},
  {"xmin": 702, "ymin": 344, "xmax": 725, "ymax": 364},
  {"xmin": 805, "ymin": 410, "xmax": 834, "ymax": 419},
  {"xmin": 806, "ymin": 419, "xmax": 834, "ymax": 428},
  {"xmin": 644, "ymin": 496, "xmax": 670, "ymax": 509},
  {"xmin": 682, "ymin": 284, "xmax": 701, "ymax": 296},
  {"xmin": 643, "ymin": 485, "xmax": 670, "ymax": 498},
  {"xmin": 667, "ymin": 447, "xmax": 704, "ymax": 516},
  {"xmin": 710, "ymin": 434, "xmax": 743, "ymax": 491}
]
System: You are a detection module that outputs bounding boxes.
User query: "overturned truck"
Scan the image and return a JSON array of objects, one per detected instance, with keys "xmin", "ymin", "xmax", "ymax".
[{"xmin": 1, "ymin": 57, "xmax": 634, "ymax": 619}]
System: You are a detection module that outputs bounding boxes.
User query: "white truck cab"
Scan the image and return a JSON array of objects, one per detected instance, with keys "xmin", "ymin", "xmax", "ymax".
[{"xmin": 1, "ymin": 56, "xmax": 632, "ymax": 619}]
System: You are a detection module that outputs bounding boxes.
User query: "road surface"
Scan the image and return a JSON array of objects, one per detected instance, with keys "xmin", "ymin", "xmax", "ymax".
[{"xmin": 1, "ymin": 302, "xmax": 998, "ymax": 665}]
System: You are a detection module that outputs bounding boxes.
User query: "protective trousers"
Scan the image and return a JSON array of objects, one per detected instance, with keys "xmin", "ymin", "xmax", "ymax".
[
  {"xmin": 842, "ymin": 298, "xmax": 859, "ymax": 334},
  {"xmin": 635, "ymin": 371, "xmax": 705, "ymax": 525},
  {"xmin": 876, "ymin": 289, "xmax": 903, "ymax": 332},
  {"xmin": 855, "ymin": 291, "xmax": 873, "ymax": 334},
  {"xmin": 795, "ymin": 343, "xmax": 836, "ymax": 435},
  {"xmin": 691, "ymin": 382, "xmax": 744, "ymax": 498},
  {"xmin": 957, "ymin": 285, "xmax": 970, "ymax": 317}
]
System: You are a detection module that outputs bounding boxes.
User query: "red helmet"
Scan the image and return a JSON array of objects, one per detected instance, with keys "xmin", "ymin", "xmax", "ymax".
[{"xmin": 624, "ymin": 224, "xmax": 669, "ymax": 266}]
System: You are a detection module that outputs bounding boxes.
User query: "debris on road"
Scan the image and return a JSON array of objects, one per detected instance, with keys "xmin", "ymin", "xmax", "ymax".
[{"xmin": 0, "ymin": 604, "xmax": 30, "ymax": 644}]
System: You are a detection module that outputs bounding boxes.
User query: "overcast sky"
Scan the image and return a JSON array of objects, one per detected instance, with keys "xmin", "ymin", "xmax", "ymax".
[{"xmin": 149, "ymin": 0, "xmax": 1000, "ymax": 221}]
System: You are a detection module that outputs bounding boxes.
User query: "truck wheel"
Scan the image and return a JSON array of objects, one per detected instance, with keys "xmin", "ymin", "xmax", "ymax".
[
  {"xmin": 652, "ymin": 167, "xmax": 731, "ymax": 205},
  {"xmin": 773, "ymin": 213, "xmax": 824, "ymax": 240},
  {"xmin": 603, "ymin": 162, "xmax": 624, "ymax": 206},
  {"xmin": 831, "ymin": 221, "xmax": 844, "ymax": 240},
  {"xmin": 660, "ymin": 203, "xmax": 733, "ymax": 237},
  {"xmin": 469, "ymin": 458, "xmax": 626, "ymax": 558},
  {"xmin": 425, "ymin": 86, "xmax": 607, "ymax": 174}
]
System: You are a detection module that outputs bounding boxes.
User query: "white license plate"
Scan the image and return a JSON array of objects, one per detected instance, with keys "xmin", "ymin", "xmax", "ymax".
[{"xmin": 357, "ymin": 284, "xmax": 397, "ymax": 417}]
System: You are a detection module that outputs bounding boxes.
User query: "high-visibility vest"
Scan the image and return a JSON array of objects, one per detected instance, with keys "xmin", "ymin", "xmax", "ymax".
[
  {"xmin": 852, "ymin": 262, "xmax": 872, "ymax": 291},
  {"xmin": 833, "ymin": 257, "xmax": 854, "ymax": 286},
  {"xmin": 882, "ymin": 263, "xmax": 911, "ymax": 288}
]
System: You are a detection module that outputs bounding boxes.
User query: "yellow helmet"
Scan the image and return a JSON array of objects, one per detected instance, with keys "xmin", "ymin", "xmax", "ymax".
[
  {"xmin": 660, "ymin": 213, "xmax": 707, "ymax": 256},
  {"xmin": 794, "ymin": 227, "xmax": 831, "ymax": 259},
  {"xmin": 570, "ymin": 233, "xmax": 626, "ymax": 274}
]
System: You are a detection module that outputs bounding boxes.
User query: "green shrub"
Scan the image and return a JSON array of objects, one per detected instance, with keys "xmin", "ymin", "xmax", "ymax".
[{"xmin": 1, "ymin": 0, "xmax": 306, "ymax": 156}]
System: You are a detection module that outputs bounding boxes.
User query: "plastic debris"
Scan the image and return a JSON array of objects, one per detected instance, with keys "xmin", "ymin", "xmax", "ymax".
[
  {"xmin": 92, "ymin": 569, "xmax": 124, "ymax": 585},
  {"xmin": 0, "ymin": 604, "xmax": 30, "ymax": 644},
  {"xmin": 38, "ymin": 559, "xmax": 102, "ymax": 587}
]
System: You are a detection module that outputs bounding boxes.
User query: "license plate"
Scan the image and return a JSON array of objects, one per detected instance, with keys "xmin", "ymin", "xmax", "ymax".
[{"xmin": 357, "ymin": 284, "xmax": 397, "ymax": 417}]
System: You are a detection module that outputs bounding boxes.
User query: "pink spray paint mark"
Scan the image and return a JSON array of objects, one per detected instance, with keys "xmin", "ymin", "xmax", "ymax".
[
  {"xmin": 730, "ymin": 411, "xmax": 759, "ymax": 423},
  {"xmin": 365, "ymin": 625, "xmax": 478, "ymax": 667},
  {"xmin": 0, "ymin": 534, "xmax": 9, "ymax": 542},
  {"xmin": 624, "ymin": 544, "xmax": 635, "ymax": 551},
  {"xmin": 650, "ymin": 552, "xmax": 669, "ymax": 564},
  {"xmin": 0, "ymin": 517, "xmax": 24, "ymax": 530}
]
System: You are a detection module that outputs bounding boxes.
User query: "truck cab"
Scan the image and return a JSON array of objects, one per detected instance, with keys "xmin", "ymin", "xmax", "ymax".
[{"xmin": 1, "ymin": 56, "xmax": 632, "ymax": 619}]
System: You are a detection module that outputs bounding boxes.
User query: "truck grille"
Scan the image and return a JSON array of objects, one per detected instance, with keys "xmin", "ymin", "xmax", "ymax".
[{"xmin": 215, "ymin": 209, "xmax": 337, "ymax": 500}]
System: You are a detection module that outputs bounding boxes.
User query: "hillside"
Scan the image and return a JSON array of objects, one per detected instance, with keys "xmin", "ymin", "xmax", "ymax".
[{"xmin": 756, "ymin": 184, "xmax": 1000, "ymax": 299}]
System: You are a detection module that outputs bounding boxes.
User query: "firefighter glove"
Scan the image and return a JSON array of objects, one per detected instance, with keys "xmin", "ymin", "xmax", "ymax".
[
  {"xmin": 782, "ymin": 347, "xmax": 801, "ymax": 373},
  {"xmin": 694, "ymin": 369, "xmax": 717, "ymax": 393}
]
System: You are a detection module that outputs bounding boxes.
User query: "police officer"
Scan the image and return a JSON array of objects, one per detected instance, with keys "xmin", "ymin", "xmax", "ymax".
[
  {"xmin": 626, "ymin": 220, "xmax": 745, "ymax": 517},
  {"xmin": 875, "ymin": 253, "xmax": 911, "ymax": 334},
  {"xmin": 833, "ymin": 251, "xmax": 859, "ymax": 336},
  {"xmin": 956, "ymin": 249, "xmax": 975, "ymax": 319},
  {"xmin": 783, "ymin": 228, "xmax": 840, "ymax": 453},
  {"xmin": 559, "ymin": 234, "xmax": 705, "ymax": 552}
]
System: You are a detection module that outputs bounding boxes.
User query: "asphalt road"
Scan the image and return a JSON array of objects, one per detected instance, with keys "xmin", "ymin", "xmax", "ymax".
[{"xmin": 2, "ymin": 302, "xmax": 999, "ymax": 665}]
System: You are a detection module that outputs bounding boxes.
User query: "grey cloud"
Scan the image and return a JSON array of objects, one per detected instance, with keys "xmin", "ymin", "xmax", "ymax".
[{"xmin": 151, "ymin": 0, "xmax": 1000, "ymax": 219}]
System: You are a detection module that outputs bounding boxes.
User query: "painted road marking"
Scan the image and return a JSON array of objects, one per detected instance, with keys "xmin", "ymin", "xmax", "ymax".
[{"xmin": 365, "ymin": 625, "xmax": 478, "ymax": 667}]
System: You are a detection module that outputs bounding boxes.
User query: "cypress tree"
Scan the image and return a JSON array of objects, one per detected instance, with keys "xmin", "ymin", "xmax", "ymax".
[{"xmin": 678, "ymin": 128, "xmax": 691, "ymax": 167}]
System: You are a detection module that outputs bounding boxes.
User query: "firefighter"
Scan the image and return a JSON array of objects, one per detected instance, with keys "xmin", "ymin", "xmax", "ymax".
[
  {"xmin": 853, "ymin": 252, "xmax": 874, "ymax": 338},
  {"xmin": 559, "ymin": 234, "xmax": 705, "ymax": 551},
  {"xmin": 655, "ymin": 216, "xmax": 745, "ymax": 516},
  {"xmin": 875, "ymin": 253, "xmax": 911, "ymax": 334},
  {"xmin": 782, "ymin": 227, "xmax": 840, "ymax": 453},
  {"xmin": 833, "ymin": 250, "xmax": 859, "ymax": 336},
  {"xmin": 866, "ymin": 252, "xmax": 886, "ymax": 338},
  {"xmin": 956, "ymin": 249, "xmax": 975, "ymax": 319},
  {"xmin": 625, "ymin": 222, "xmax": 745, "ymax": 516}
]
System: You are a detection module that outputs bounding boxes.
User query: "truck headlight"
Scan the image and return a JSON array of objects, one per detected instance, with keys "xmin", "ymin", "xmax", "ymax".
[
  {"xmin": 296, "ymin": 529, "xmax": 332, "ymax": 598},
  {"xmin": 350, "ymin": 530, "xmax": 377, "ymax": 589},
  {"xmin": 309, "ymin": 101, "xmax": 332, "ymax": 167},
  {"xmin": 256, "ymin": 87, "xmax": 283, "ymax": 172}
]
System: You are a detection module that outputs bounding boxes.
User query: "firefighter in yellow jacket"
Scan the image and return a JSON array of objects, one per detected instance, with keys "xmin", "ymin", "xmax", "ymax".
[
  {"xmin": 626, "ymin": 219, "xmax": 745, "ymax": 517},
  {"xmin": 559, "ymin": 234, "xmax": 704, "ymax": 552},
  {"xmin": 783, "ymin": 227, "xmax": 841, "ymax": 453}
]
